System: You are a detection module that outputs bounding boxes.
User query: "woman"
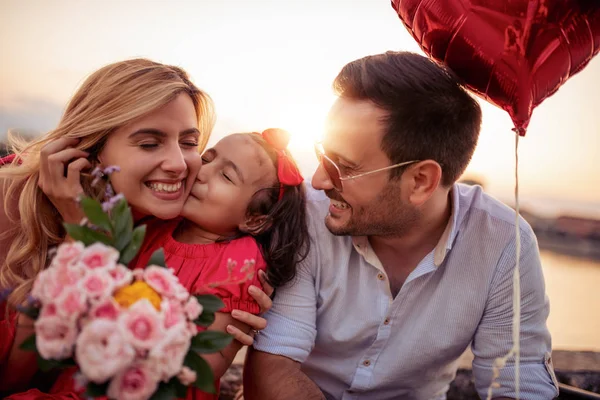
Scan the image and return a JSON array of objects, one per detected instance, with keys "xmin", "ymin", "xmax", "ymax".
[{"xmin": 0, "ymin": 58, "xmax": 272, "ymax": 395}]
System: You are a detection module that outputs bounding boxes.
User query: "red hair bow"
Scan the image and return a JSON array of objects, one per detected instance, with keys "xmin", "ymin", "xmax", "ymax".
[{"xmin": 261, "ymin": 128, "xmax": 304, "ymax": 200}]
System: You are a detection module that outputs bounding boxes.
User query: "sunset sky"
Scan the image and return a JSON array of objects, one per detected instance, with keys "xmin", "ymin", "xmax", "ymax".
[{"xmin": 1, "ymin": 0, "xmax": 599, "ymax": 217}]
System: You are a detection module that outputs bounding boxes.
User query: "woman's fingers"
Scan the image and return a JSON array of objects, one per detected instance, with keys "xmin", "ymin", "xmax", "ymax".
[
  {"xmin": 39, "ymin": 148, "xmax": 89, "ymax": 197},
  {"xmin": 39, "ymin": 138, "xmax": 81, "ymax": 185},
  {"xmin": 40, "ymin": 147, "xmax": 89, "ymax": 195},
  {"xmin": 226, "ymin": 324, "xmax": 254, "ymax": 347},
  {"xmin": 258, "ymin": 270, "xmax": 275, "ymax": 298},
  {"xmin": 231, "ymin": 310, "xmax": 268, "ymax": 331},
  {"xmin": 66, "ymin": 158, "xmax": 92, "ymax": 195},
  {"xmin": 249, "ymin": 281, "xmax": 273, "ymax": 314}
]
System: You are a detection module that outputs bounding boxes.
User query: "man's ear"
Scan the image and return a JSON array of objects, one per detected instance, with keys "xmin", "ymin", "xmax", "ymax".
[
  {"xmin": 405, "ymin": 160, "xmax": 442, "ymax": 206},
  {"xmin": 239, "ymin": 214, "xmax": 271, "ymax": 235}
]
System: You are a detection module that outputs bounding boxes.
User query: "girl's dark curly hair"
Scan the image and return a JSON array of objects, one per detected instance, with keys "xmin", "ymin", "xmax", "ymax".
[{"xmin": 244, "ymin": 132, "xmax": 310, "ymax": 289}]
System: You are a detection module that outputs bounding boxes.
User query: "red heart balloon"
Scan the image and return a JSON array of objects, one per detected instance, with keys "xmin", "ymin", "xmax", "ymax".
[{"xmin": 391, "ymin": 0, "xmax": 600, "ymax": 135}]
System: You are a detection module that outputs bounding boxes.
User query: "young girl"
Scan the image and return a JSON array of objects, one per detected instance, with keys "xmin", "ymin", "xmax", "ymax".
[{"xmin": 46, "ymin": 128, "xmax": 309, "ymax": 399}]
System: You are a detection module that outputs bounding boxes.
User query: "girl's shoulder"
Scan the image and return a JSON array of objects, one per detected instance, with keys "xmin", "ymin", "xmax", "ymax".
[{"xmin": 222, "ymin": 235, "xmax": 262, "ymax": 259}]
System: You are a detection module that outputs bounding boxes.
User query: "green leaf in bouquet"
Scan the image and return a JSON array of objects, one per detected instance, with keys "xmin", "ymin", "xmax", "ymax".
[
  {"xmin": 150, "ymin": 381, "xmax": 177, "ymax": 400},
  {"xmin": 112, "ymin": 197, "xmax": 134, "ymax": 251},
  {"xmin": 119, "ymin": 225, "xmax": 146, "ymax": 265},
  {"xmin": 193, "ymin": 312, "xmax": 215, "ymax": 327},
  {"xmin": 173, "ymin": 379, "xmax": 188, "ymax": 398},
  {"xmin": 19, "ymin": 333, "xmax": 37, "ymax": 351},
  {"xmin": 80, "ymin": 197, "xmax": 113, "ymax": 233},
  {"xmin": 148, "ymin": 248, "xmax": 166, "ymax": 268},
  {"xmin": 36, "ymin": 354, "xmax": 75, "ymax": 372},
  {"xmin": 190, "ymin": 331, "xmax": 233, "ymax": 353},
  {"xmin": 85, "ymin": 381, "xmax": 110, "ymax": 398},
  {"xmin": 16, "ymin": 304, "xmax": 40, "ymax": 321},
  {"xmin": 64, "ymin": 223, "xmax": 113, "ymax": 247},
  {"xmin": 184, "ymin": 351, "xmax": 216, "ymax": 394},
  {"xmin": 194, "ymin": 294, "xmax": 225, "ymax": 314}
]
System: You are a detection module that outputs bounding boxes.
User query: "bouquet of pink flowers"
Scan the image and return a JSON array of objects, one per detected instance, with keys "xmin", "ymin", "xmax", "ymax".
[{"xmin": 18, "ymin": 167, "xmax": 232, "ymax": 400}]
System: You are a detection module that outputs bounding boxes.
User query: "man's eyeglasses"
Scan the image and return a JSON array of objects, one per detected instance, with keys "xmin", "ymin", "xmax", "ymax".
[{"xmin": 314, "ymin": 142, "xmax": 420, "ymax": 192}]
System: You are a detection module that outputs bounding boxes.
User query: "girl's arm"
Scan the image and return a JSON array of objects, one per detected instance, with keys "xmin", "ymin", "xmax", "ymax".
[{"xmin": 202, "ymin": 312, "xmax": 250, "ymax": 379}]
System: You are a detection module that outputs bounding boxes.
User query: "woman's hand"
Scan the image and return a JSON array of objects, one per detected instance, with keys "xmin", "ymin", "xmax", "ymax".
[
  {"xmin": 38, "ymin": 137, "xmax": 91, "ymax": 224},
  {"xmin": 227, "ymin": 270, "xmax": 274, "ymax": 346}
]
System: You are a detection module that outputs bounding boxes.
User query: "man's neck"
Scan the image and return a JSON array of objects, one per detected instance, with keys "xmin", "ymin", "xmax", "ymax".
[{"xmin": 368, "ymin": 189, "xmax": 452, "ymax": 288}]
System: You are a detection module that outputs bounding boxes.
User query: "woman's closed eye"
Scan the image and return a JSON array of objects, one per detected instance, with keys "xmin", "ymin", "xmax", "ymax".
[{"xmin": 180, "ymin": 140, "xmax": 199, "ymax": 148}]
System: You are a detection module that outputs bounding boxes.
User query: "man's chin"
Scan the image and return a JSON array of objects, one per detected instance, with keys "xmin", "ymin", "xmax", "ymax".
[{"xmin": 325, "ymin": 214, "xmax": 352, "ymax": 236}]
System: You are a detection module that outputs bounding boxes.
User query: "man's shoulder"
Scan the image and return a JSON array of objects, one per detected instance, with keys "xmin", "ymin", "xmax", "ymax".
[
  {"xmin": 301, "ymin": 183, "xmax": 354, "ymax": 267},
  {"xmin": 456, "ymin": 183, "xmax": 535, "ymax": 240},
  {"xmin": 304, "ymin": 183, "xmax": 333, "ymax": 226}
]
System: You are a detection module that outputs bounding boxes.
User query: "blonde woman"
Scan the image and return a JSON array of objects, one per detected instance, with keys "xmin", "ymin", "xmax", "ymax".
[{"xmin": 0, "ymin": 59, "xmax": 272, "ymax": 394}]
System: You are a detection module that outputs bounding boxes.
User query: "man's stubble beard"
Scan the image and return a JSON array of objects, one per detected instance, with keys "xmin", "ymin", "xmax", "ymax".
[{"xmin": 325, "ymin": 185, "xmax": 420, "ymax": 238}]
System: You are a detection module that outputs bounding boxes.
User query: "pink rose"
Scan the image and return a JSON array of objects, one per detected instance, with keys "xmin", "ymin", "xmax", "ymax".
[
  {"xmin": 81, "ymin": 269, "xmax": 115, "ymax": 299},
  {"xmin": 143, "ymin": 266, "xmax": 189, "ymax": 301},
  {"xmin": 31, "ymin": 269, "xmax": 63, "ymax": 304},
  {"xmin": 132, "ymin": 269, "xmax": 144, "ymax": 281},
  {"xmin": 177, "ymin": 366, "xmax": 197, "ymax": 386},
  {"xmin": 107, "ymin": 361, "xmax": 160, "ymax": 400},
  {"xmin": 35, "ymin": 315, "xmax": 77, "ymax": 360},
  {"xmin": 161, "ymin": 299, "xmax": 185, "ymax": 329},
  {"xmin": 120, "ymin": 299, "xmax": 164, "ymax": 350},
  {"xmin": 53, "ymin": 241, "xmax": 85, "ymax": 266},
  {"xmin": 76, "ymin": 320, "xmax": 135, "ymax": 383},
  {"xmin": 78, "ymin": 243, "xmax": 119, "ymax": 270},
  {"xmin": 149, "ymin": 324, "xmax": 191, "ymax": 381},
  {"xmin": 184, "ymin": 296, "xmax": 203, "ymax": 320},
  {"xmin": 56, "ymin": 287, "xmax": 87, "ymax": 320},
  {"xmin": 109, "ymin": 264, "xmax": 133, "ymax": 289},
  {"xmin": 40, "ymin": 302, "xmax": 58, "ymax": 318},
  {"xmin": 186, "ymin": 321, "xmax": 198, "ymax": 337},
  {"xmin": 90, "ymin": 298, "xmax": 121, "ymax": 320}
]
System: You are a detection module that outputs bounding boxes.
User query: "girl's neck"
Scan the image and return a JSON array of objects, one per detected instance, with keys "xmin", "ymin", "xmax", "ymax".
[{"xmin": 174, "ymin": 219, "xmax": 233, "ymax": 245}]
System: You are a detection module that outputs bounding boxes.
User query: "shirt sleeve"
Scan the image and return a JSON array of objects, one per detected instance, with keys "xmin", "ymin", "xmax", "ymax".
[
  {"xmin": 202, "ymin": 237, "xmax": 267, "ymax": 315},
  {"xmin": 253, "ymin": 227, "xmax": 319, "ymax": 364},
  {"xmin": 471, "ymin": 231, "xmax": 559, "ymax": 399}
]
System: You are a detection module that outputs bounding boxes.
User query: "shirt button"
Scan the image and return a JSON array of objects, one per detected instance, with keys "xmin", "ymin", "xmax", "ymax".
[
  {"xmin": 377, "ymin": 273, "xmax": 385, "ymax": 281},
  {"xmin": 384, "ymin": 317, "xmax": 390, "ymax": 325},
  {"xmin": 362, "ymin": 359, "xmax": 371, "ymax": 367}
]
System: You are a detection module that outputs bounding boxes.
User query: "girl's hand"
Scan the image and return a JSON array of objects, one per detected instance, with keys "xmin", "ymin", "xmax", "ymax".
[
  {"xmin": 38, "ymin": 137, "xmax": 91, "ymax": 224},
  {"xmin": 227, "ymin": 270, "xmax": 274, "ymax": 346}
]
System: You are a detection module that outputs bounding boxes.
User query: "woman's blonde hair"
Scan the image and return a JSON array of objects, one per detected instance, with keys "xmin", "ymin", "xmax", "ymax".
[{"xmin": 0, "ymin": 58, "xmax": 215, "ymax": 307}]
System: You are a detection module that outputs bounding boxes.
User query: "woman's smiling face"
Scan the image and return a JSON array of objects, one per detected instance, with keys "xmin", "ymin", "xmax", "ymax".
[{"xmin": 99, "ymin": 93, "xmax": 203, "ymax": 220}]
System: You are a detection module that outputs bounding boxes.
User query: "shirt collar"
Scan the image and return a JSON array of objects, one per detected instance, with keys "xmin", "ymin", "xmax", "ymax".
[{"xmin": 352, "ymin": 185, "xmax": 461, "ymax": 267}]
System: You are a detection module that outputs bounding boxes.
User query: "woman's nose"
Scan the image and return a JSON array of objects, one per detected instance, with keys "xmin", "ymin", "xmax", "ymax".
[{"xmin": 161, "ymin": 144, "xmax": 187, "ymax": 175}]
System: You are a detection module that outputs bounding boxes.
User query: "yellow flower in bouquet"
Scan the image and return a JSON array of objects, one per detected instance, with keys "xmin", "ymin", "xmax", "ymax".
[{"xmin": 114, "ymin": 281, "xmax": 161, "ymax": 310}]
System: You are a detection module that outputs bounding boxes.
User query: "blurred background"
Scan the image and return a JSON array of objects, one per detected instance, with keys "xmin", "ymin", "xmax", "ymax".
[{"xmin": 1, "ymin": 0, "xmax": 598, "ymax": 356}]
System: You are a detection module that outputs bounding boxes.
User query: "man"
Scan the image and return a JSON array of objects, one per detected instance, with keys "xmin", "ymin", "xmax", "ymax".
[{"xmin": 244, "ymin": 52, "xmax": 558, "ymax": 399}]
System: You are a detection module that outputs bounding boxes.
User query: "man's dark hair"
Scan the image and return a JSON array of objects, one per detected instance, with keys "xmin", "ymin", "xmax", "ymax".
[{"xmin": 333, "ymin": 51, "xmax": 482, "ymax": 187}]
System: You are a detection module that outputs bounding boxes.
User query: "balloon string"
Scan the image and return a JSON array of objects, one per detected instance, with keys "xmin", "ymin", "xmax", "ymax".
[{"xmin": 486, "ymin": 132, "xmax": 521, "ymax": 400}]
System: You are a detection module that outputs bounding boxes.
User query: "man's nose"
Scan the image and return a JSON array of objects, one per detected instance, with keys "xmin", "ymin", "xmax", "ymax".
[{"xmin": 312, "ymin": 162, "xmax": 334, "ymax": 191}]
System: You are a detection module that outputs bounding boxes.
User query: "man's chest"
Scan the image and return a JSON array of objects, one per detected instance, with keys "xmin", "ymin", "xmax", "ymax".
[{"xmin": 312, "ymin": 257, "xmax": 487, "ymax": 373}]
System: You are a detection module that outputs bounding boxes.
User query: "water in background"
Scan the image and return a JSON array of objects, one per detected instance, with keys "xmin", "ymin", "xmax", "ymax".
[{"xmin": 542, "ymin": 251, "xmax": 600, "ymax": 351}]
